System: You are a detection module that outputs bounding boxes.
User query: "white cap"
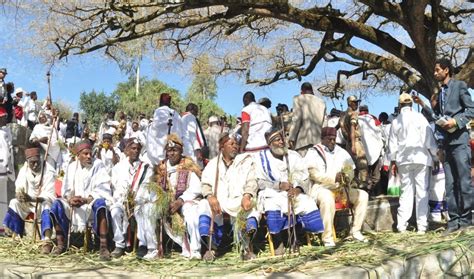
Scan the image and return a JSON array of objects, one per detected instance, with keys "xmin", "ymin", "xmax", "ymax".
[
  {"xmin": 208, "ymin": 116, "xmax": 219, "ymax": 123},
  {"xmin": 14, "ymin": 88, "xmax": 25, "ymax": 95}
]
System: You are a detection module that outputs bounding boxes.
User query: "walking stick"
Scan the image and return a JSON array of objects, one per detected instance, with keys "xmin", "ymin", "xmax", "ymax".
[
  {"xmin": 279, "ymin": 116, "xmax": 298, "ymax": 254},
  {"xmin": 32, "ymin": 71, "xmax": 56, "ymax": 241},
  {"xmin": 206, "ymin": 152, "xmax": 221, "ymax": 260}
]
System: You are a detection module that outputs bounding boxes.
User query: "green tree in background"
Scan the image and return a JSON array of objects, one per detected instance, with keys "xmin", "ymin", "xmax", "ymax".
[
  {"xmin": 113, "ymin": 76, "xmax": 184, "ymax": 119},
  {"xmin": 79, "ymin": 90, "xmax": 118, "ymax": 132}
]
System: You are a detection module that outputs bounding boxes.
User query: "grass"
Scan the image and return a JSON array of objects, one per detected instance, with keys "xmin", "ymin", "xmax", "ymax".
[{"xmin": 0, "ymin": 229, "xmax": 472, "ymax": 277}]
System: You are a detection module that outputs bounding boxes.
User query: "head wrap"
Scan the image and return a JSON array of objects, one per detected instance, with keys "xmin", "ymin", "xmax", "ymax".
[
  {"xmin": 25, "ymin": 148, "xmax": 41, "ymax": 160},
  {"xmin": 166, "ymin": 133, "xmax": 183, "ymax": 148},
  {"xmin": 102, "ymin": 133, "xmax": 113, "ymax": 140},
  {"xmin": 321, "ymin": 127, "xmax": 337, "ymax": 138},
  {"xmin": 74, "ymin": 141, "xmax": 92, "ymax": 154},
  {"xmin": 125, "ymin": 137, "xmax": 142, "ymax": 148},
  {"xmin": 265, "ymin": 128, "xmax": 283, "ymax": 144}
]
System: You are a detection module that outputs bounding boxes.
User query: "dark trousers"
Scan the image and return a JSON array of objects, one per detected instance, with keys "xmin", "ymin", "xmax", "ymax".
[
  {"xmin": 444, "ymin": 143, "xmax": 473, "ymax": 229},
  {"xmin": 27, "ymin": 120, "xmax": 36, "ymax": 130}
]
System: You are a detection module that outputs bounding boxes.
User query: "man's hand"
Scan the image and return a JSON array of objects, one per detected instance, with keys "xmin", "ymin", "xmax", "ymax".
[
  {"xmin": 69, "ymin": 196, "xmax": 84, "ymax": 207},
  {"xmin": 335, "ymin": 172, "xmax": 343, "ymax": 183},
  {"xmin": 207, "ymin": 195, "xmax": 222, "ymax": 215},
  {"xmin": 169, "ymin": 199, "xmax": 184, "ymax": 214},
  {"xmin": 288, "ymin": 187, "xmax": 302, "ymax": 198},
  {"xmin": 390, "ymin": 161, "xmax": 398, "ymax": 176},
  {"xmin": 412, "ymin": 95, "xmax": 424, "ymax": 106},
  {"xmin": 241, "ymin": 194, "xmax": 252, "ymax": 211},
  {"xmin": 17, "ymin": 192, "xmax": 32, "ymax": 203},
  {"xmin": 441, "ymin": 118, "xmax": 457, "ymax": 131},
  {"xmin": 279, "ymin": 182, "xmax": 293, "ymax": 192},
  {"xmin": 195, "ymin": 149, "xmax": 204, "ymax": 162},
  {"xmin": 432, "ymin": 158, "xmax": 440, "ymax": 175}
]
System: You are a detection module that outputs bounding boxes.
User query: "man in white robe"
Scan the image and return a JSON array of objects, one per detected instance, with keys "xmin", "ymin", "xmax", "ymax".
[
  {"xmin": 388, "ymin": 93, "xmax": 438, "ymax": 234},
  {"xmin": 304, "ymin": 127, "xmax": 369, "ymax": 247},
  {"xmin": 204, "ymin": 116, "xmax": 222, "ymax": 159},
  {"xmin": 181, "ymin": 103, "xmax": 206, "ymax": 165},
  {"xmin": 48, "ymin": 141, "xmax": 113, "ymax": 260},
  {"xmin": 110, "ymin": 138, "xmax": 153, "ymax": 258},
  {"xmin": 146, "ymin": 93, "xmax": 185, "ymax": 165},
  {"xmin": 3, "ymin": 148, "xmax": 56, "ymax": 253},
  {"xmin": 29, "ymin": 111, "xmax": 61, "ymax": 170},
  {"xmin": 95, "ymin": 133, "xmax": 121, "ymax": 175},
  {"xmin": 150, "ymin": 134, "xmax": 202, "ymax": 259},
  {"xmin": 198, "ymin": 133, "xmax": 260, "ymax": 261},
  {"xmin": 239, "ymin": 91, "xmax": 272, "ymax": 153},
  {"xmin": 254, "ymin": 128, "xmax": 324, "ymax": 255},
  {"xmin": 0, "ymin": 108, "xmax": 15, "ymax": 221}
]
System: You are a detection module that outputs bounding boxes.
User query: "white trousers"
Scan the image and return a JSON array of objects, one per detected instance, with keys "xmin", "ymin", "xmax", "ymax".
[
  {"xmin": 134, "ymin": 203, "xmax": 157, "ymax": 250},
  {"xmin": 310, "ymin": 186, "xmax": 368, "ymax": 243},
  {"xmin": 110, "ymin": 204, "xmax": 128, "ymax": 248},
  {"xmin": 8, "ymin": 199, "xmax": 51, "ymax": 219},
  {"xmin": 397, "ymin": 164, "xmax": 430, "ymax": 232}
]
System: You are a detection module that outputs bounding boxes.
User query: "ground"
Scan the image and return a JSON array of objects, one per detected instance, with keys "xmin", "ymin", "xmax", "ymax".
[{"xmin": 0, "ymin": 229, "xmax": 472, "ymax": 278}]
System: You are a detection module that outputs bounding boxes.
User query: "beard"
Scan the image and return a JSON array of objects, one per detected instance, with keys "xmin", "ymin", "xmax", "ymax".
[{"xmin": 270, "ymin": 146, "xmax": 288, "ymax": 156}]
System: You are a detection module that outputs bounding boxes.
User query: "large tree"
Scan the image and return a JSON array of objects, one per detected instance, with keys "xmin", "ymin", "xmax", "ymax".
[
  {"xmin": 79, "ymin": 90, "xmax": 118, "ymax": 132},
  {"xmin": 7, "ymin": 0, "xmax": 473, "ymax": 99}
]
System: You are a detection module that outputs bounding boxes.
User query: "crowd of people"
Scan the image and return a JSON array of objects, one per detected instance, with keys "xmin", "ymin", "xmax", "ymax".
[{"xmin": 0, "ymin": 57, "xmax": 472, "ymax": 262}]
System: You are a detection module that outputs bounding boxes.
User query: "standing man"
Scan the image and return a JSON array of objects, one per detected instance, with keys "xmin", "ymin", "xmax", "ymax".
[
  {"xmin": 289, "ymin": 82, "xmax": 326, "ymax": 157},
  {"xmin": 0, "ymin": 107, "xmax": 15, "ymax": 222},
  {"xmin": 0, "ymin": 68, "xmax": 13, "ymax": 123},
  {"xmin": 389, "ymin": 93, "xmax": 438, "ymax": 234},
  {"xmin": 204, "ymin": 116, "xmax": 221, "ymax": 159},
  {"xmin": 430, "ymin": 58, "xmax": 474, "ymax": 234},
  {"xmin": 29, "ymin": 111, "xmax": 61, "ymax": 170},
  {"xmin": 239, "ymin": 91, "xmax": 272, "ymax": 153},
  {"xmin": 339, "ymin": 96, "xmax": 369, "ymax": 190},
  {"xmin": 182, "ymin": 103, "xmax": 206, "ymax": 164},
  {"xmin": 24, "ymin": 91, "xmax": 40, "ymax": 130},
  {"xmin": 358, "ymin": 104, "xmax": 384, "ymax": 194},
  {"xmin": 146, "ymin": 93, "xmax": 184, "ymax": 165}
]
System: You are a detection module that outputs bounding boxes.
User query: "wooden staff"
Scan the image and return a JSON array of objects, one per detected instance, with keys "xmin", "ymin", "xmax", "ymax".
[
  {"xmin": 32, "ymin": 71, "xmax": 56, "ymax": 241},
  {"xmin": 207, "ymin": 152, "xmax": 221, "ymax": 260},
  {"xmin": 279, "ymin": 115, "xmax": 298, "ymax": 254}
]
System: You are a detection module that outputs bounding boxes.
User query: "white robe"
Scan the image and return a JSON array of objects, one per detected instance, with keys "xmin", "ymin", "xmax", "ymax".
[
  {"xmin": 146, "ymin": 106, "xmax": 184, "ymax": 165},
  {"xmin": 29, "ymin": 123, "xmax": 61, "ymax": 170},
  {"xmin": 181, "ymin": 112, "xmax": 203, "ymax": 161},
  {"xmin": 358, "ymin": 113, "xmax": 384, "ymax": 165},
  {"xmin": 60, "ymin": 159, "xmax": 113, "ymax": 232},
  {"xmin": 10, "ymin": 164, "xmax": 56, "ymax": 219},
  {"xmin": 111, "ymin": 159, "xmax": 152, "ymax": 248},
  {"xmin": 253, "ymin": 149, "xmax": 317, "ymax": 215}
]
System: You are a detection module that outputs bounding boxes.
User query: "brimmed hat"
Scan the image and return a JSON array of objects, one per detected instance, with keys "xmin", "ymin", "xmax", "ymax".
[
  {"xmin": 347, "ymin": 95, "xmax": 361, "ymax": 103},
  {"xmin": 0, "ymin": 68, "xmax": 7, "ymax": 74},
  {"xmin": 25, "ymin": 148, "xmax": 41, "ymax": 160},
  {"xmin": 208, "ymin": 116, "xmax": 219, "ymax": 123},
  {"xmin": 399, "ymin": 93, "xmax": 413, "ymax": 104},
  {"xmin": 14, "ymin": 88, "xmax": 25, "ymax": 95}
]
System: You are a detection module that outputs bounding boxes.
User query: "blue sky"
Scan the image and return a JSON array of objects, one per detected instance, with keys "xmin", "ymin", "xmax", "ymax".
[{"xmin": 0, "ymin": 50, "xmax": 401, "ymax": 118}]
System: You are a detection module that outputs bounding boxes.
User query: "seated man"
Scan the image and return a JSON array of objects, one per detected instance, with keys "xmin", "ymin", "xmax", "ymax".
[
  {"xmin": 304, "ymin": 127, "xmax": 369, "ymax": 246},
  {"xmin": 150, "ymin": 134, "xmax": 202, "ymax": 259},
  {"xmin": 254, "ymin": 128, "xmax": 324, "ymax": 255},
  {"xmin": 47, "ymin": 141, "xmax": 113, "ymax": 261},
  {"xmin": 198, "ymin": 133, "xmax": 260, "ymax": 261},
  {"xmin": 3, "ymin": 148, "xmax": 56, "ymax": 250},
  {"xmin": 110, "ymin": 138, "xmax": 153, "ymax": 258}
]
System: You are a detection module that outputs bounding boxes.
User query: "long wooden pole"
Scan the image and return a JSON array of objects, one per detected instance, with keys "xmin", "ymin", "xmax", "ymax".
[{"xmin": 207, "ymin": 152, "xmax": 221, "ymax": 259}]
